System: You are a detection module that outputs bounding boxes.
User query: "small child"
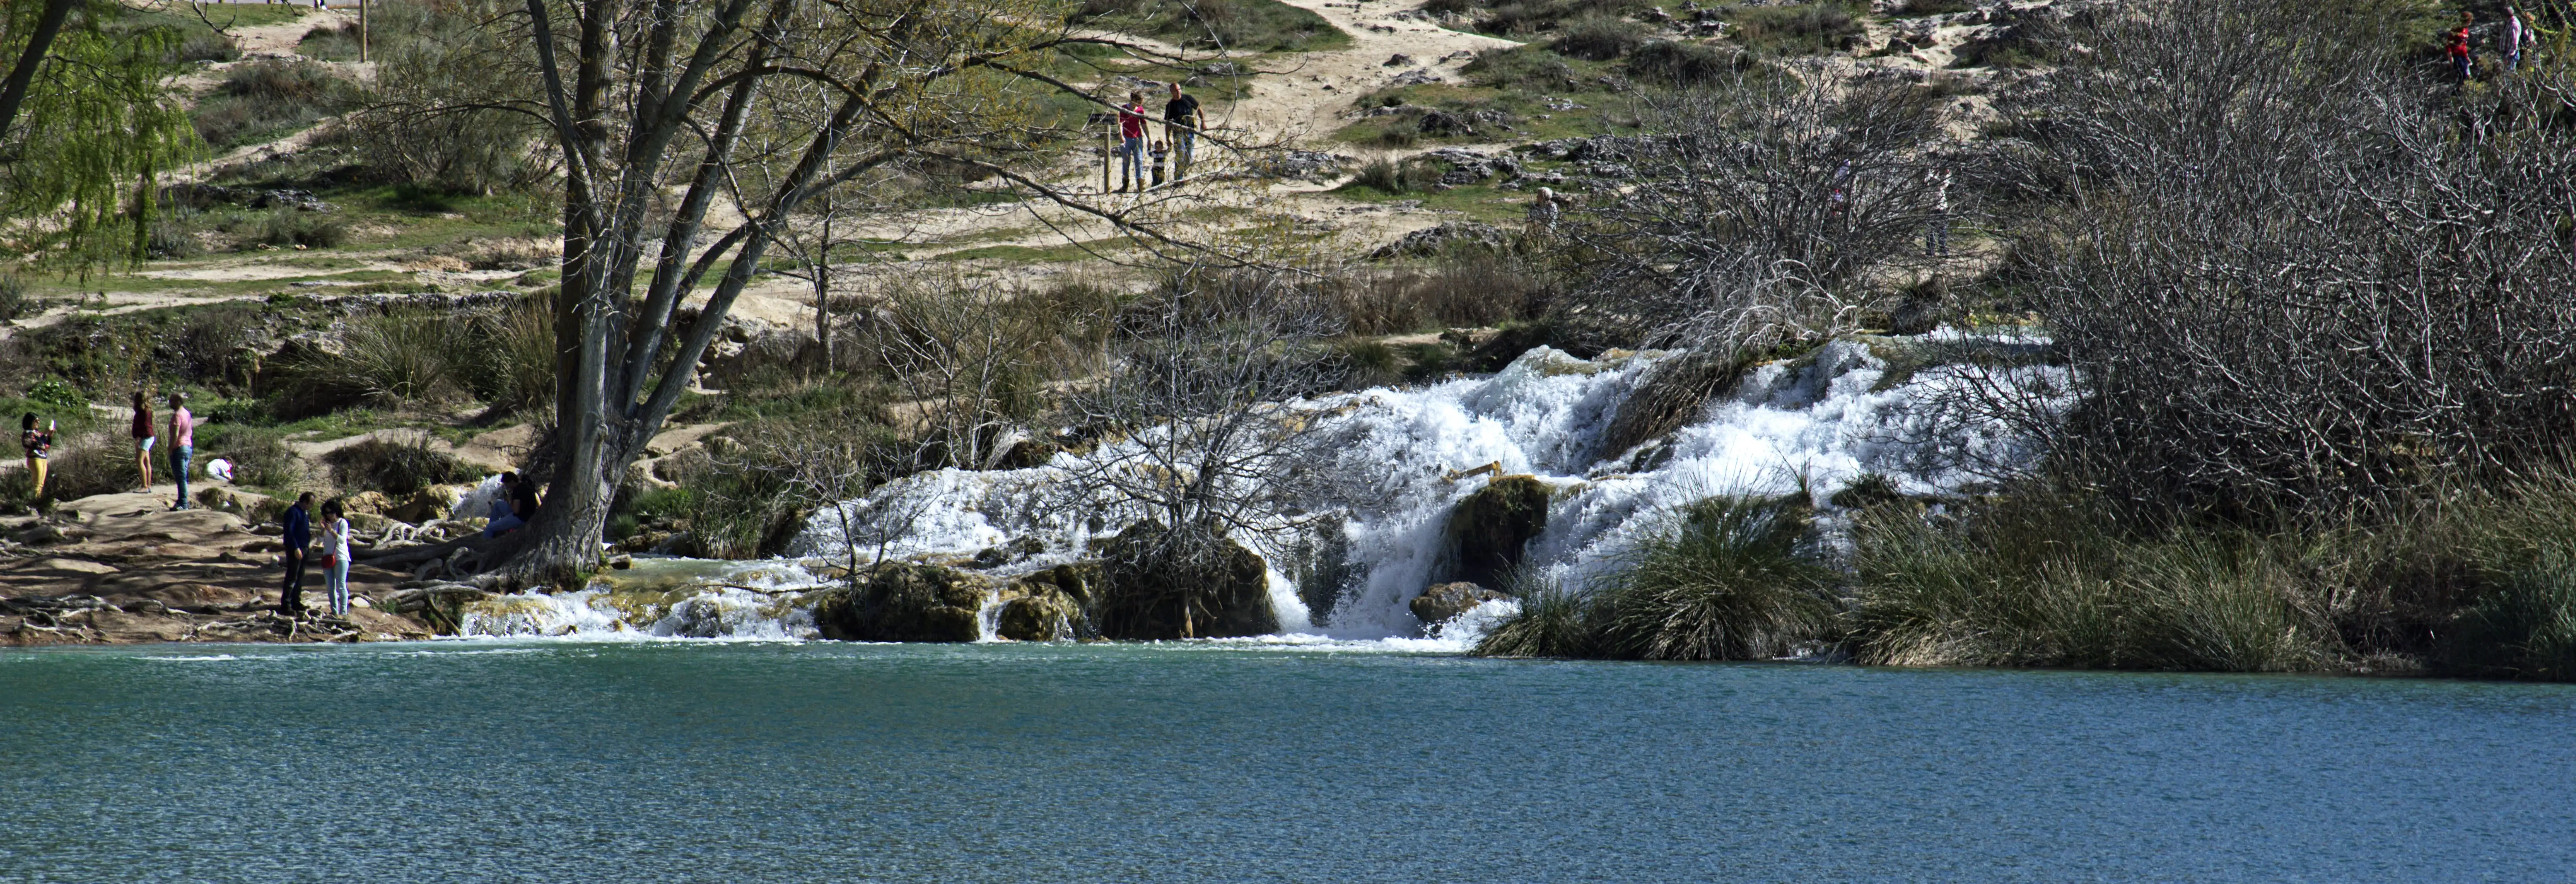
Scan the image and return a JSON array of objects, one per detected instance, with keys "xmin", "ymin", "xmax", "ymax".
[
  {"xmin": 322, "ymin": 499, "xmax": 352, "ymax": 617},
  {"xmin": 1149, "ymin": 140, "xmax": 1169, "ymax": 188}
]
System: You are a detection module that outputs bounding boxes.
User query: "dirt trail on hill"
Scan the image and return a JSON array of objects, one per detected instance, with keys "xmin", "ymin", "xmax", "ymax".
[{"xmin": 1213, "ymin": 0, "xmax": 1518, "ymax": 141}]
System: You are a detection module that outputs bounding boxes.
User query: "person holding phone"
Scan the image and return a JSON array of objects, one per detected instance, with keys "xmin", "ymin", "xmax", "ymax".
[{"xmin": 20, "ymin": 413, "xmax": 52, "ymax": 501}]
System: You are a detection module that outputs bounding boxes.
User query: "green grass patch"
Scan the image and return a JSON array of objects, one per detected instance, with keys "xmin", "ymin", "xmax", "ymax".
[{"xmin": 1071, "ymin": 0, "xmax": 1350, "ymax": 52}]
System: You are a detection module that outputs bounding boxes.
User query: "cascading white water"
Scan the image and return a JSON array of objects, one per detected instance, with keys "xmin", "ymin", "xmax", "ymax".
[
  {"xmin": 783, "ymin": 332, "xmax": 2066, "ymax": 645},
  {"xmin": 454, "ymin": 331, "xmax": 2062, "ymax": 644}
]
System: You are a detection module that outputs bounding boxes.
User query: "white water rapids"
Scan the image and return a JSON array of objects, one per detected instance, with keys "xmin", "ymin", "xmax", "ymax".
[{"xmin": 460, "ymin": 332, "xmax": 2065, "ymax": 645}]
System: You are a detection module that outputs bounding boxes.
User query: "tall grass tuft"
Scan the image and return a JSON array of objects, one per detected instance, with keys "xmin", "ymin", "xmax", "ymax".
[
  {"xmin": 1592, "ymin": 496, "xmax": 1835, "ymax": 660},
  {"xmin": 1473, "ymin": 496, "xmax": 1832, "ymax": 660}
]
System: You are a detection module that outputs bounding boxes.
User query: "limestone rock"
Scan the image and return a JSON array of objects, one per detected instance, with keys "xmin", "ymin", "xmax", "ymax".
[
  {"xmin": 998, "ymin": 563, "xmax": 1105, "ymax": 641},
  {"xmin": 811, "ymin": 563, "xmax": 993, "ymax": 642},
  {"xmin": 1368, "ymin": 222, "xmax": 1507, "ymax": 261},
  {"xmin": 1445, "ymin": 475, "xmax": 1551, "ymax": 589},
  {"xmin": 339, "ymin": 491, "xmax": 395, "ymax": 517},
  {"xmin": 1412, "ymin": 582, "xmax": 1509, "ymax": 625},
  {"xmin": 1095, "ymin": 523, "xmax": 1278, "ymax": 640},
  {"xmin": 386, "ymin": 486, "xmax": 462, "ymax": 524}
]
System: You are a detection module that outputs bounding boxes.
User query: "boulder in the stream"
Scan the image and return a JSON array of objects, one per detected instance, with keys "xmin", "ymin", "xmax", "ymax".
[
  {"xmin": 812, "ymin": 563, "xmax": 993, "ymax": 642},
  {"xmin": 1445, "ymin": 475, "xmax": 1551, "ymax": 589},
  {"xmin": 1095, "ymin": 522, "xmax": 1278, "ymax": 640},
  {"xmin": 996, "ymin": 563, "xmax": 1102, "ymax": 641},
  {"xmin": 1411, "ymin": 581, "xmax": 1509, "ymax": 625}
]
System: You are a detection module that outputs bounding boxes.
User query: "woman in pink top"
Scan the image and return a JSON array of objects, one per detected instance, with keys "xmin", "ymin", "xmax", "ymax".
[
  {"xmin": 1116, "ymin": 91, "xmax": 1147, "ymax": 192},
  {"xmin": 166, "ymin": 392, "xmax": 194, "ymax": 510}
]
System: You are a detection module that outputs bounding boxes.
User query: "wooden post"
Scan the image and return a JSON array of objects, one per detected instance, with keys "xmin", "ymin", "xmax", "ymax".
[
  {"xmin": 358, "ymin": 0, "xmax": 368, "ymax": 63},
  {"xmin": 1102, "ymin": 122, "xmax": 1111, "ymax": 193}
]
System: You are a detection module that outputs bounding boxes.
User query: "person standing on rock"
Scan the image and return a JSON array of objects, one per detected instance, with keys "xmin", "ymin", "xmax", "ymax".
[
  {"xmin": 166, "ymin": 392, "xmax": 194, "ymax": 511},
  {"xmin": 20, "ymin": 413, "xmax": 52, "ymax": 502},
  {"xmin": 321, "ymin": 498, "xmax": 352, "ymax": 618},
  {"xmin": 280, "ymin": 492, "xmax": 315, "ymax": 616},
  {"xmin": 129, "ymin": 391, "xmax": 155, "ymax": 493},
  {"xmin": 1116, "ymin": 91, "xmax": 1148, "ymax": 193},
  {"xmin": 2503, "ymin": 5, "xmax": 2532, "ymax": 73},
  {"xmin": 1163, "ymin": 81, "xmax": 1202, "ymax": 184},
  {"xmin": 1924, "ymin": 167, "xmax": 1953, "ymax": 258}
]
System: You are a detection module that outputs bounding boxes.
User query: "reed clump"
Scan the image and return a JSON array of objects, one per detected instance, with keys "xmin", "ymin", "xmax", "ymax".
[{"xmin": 1474, "ymin": 496, "xmax": 1837, "ymax": 660}]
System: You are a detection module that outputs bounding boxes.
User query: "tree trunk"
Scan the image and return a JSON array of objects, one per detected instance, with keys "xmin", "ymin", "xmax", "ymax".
[{"xmin": 0, "ymin": 0, "xmax": 80, "ymax": 145}]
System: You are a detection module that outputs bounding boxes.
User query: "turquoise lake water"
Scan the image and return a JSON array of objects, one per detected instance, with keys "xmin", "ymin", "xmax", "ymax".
[{"xmin": 1, "ymin": 641, "xmax": 2569, "ymax": 882}]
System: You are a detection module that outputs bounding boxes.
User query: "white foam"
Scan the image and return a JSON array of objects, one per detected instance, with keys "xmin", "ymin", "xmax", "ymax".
[{"xmin": 476, "ymin": 333, "xmax": 2060, "ymax": 646}]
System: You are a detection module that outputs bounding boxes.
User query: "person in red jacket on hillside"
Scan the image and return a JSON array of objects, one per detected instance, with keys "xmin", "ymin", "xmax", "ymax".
[
  {"xmin": 1116, "ymin": 91, "xmax": 1148, "ymax": 193},
  {"xmin": 2449, "ymin": 11, "xmax": 2474, "ymax": 81}
]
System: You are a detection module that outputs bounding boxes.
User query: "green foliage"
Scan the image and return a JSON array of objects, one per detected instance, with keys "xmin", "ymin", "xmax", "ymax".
[
  {"xmin": 173, "ymin": 30, "xmax": 239, "ymax": 63},
  {"xmin": 194, "ymin": 422, "xmax": 311, "ymax": 492},
  {"xmin": 1462, "ymin": 45, "xmax": 1582, "ymax": 91},
  {"xmin": 192, "ymin": 59, "xmax": 354, "ymax": 149},
  {"xmin": 1474, "ymin": 497, "xmax": 1834, "ymax": 660},
  {"xmin": 248, "ymin": 212, "xmax": 350, "ymax": 249},
  {"xmin": 1888, "ymin": 0, "xmax": 1973, "ymax": 15},
  {"xmin": 322, "ymin": 431, "xmax": 475, "ymax": 496},
  {"xmin": 1551, "ymin": 15, "xmax": 1650, "ymax": 61},
  {"xmin": 1845, "ymin": 494, "xmax": 2345, "ymax": 672},
  {"xmin": 269, "ymin": 310, "xmax": 476, "ymax": 416},
  {"xmin": 40, "ymin": 427, "xmax": 139, "ymax": 501},
  {"xmin": 0, "ymin": 274, "xmax": 27, "ymax": 322},
  {"xmin": 2442, "ymin": 551, "xmax": 2576, "ymax": 681},
  {"xmin": 1465, "ymin": 0, "xmax": 1648, "ymax": 37},
  {"xmin": 1625, "ymin": 39, "xmax": 1744, "ymax": 85},
  {"xmin": 1343, "ymin": 157, "xmax": 1438, "ymax": 195},
  {"xmin": 25, "ymin": 378, "xmax": 87, "ymax": 410},
  {"xmin": 0, "ymin": 1, "xmax": 198, "ymax": 269},
  {"xmin": 1726, "ymin": 1, "xmax": 1866, "ymax": 56},
  {"xmin": 1072, "ymin": 0, "xmax": 1350, "ymax": 52}
]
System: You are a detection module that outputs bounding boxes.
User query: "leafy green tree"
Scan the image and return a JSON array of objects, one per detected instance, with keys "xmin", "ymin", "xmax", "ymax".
[{"xmin": 0, "ymin": 0, "xmax": 196, "ymax": 269}]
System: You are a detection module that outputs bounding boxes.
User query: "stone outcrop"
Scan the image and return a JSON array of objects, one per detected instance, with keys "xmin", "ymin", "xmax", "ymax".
[
  {"xmin": 1445, "ymin": 475, "xmax": 1551, "ymax": 590},
  {"xmin": 1094, "ymin": 522, "xmax": 1278, "ymax": 640},
  {"xmin": 1411, "ymin": 581, "xmax": 1509, "ymax": 625},
  {"xmin": 996, "ymin": 562, "xmax": 1101, "ymax": 641},
  {"xmin": 1368, "ymin": 222, "xmax": 1507, "ymax": 260},
  {"xmin": 810, "ymin": 562, "xmax": 993, "ymax": 643}
]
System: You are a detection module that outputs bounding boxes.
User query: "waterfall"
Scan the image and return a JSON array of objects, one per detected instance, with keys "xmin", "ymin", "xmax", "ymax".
[{"xmin": 455, "ymin": 331, "xmax": 2063, "ymax": 645}]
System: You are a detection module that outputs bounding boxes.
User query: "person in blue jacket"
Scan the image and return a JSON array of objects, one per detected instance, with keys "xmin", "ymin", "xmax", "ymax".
[{"xmin": 280, "ymin": 492, "xmax": 315, "ymax": 616}]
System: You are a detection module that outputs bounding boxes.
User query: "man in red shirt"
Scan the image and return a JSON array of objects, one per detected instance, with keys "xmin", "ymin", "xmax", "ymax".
[
  {"xmin": 2448, "ymin": 11, "xmax": 2474, "ymax": 81},
  {"xmin": 1116, "ymin": 91, "xmax": 1147, "ymax": 192}
]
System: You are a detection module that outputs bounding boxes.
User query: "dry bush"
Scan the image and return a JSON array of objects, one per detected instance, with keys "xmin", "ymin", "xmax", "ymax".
[
  {"xmin": 1562, "ymin": 70, "xmax": 1948, "ymax": 351},
  {"xmin": 1337, "ymin": 255, "xmax": 1553, "ymax": 335},
  {"xmin": 1998, "ymin": 0, "xmax": 2576, "ymax": 514}
]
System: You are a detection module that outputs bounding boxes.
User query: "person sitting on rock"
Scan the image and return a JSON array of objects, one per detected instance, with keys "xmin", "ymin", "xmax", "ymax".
[{"xmin": 482, "ymin": 473, "xmax": 527, "ymax": 537}]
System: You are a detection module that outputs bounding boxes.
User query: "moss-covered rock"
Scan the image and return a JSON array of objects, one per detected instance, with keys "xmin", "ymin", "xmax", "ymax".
[
  {"xmin": 1096, "ymin": 522, "xmax": 1278, "ymax": 640},
  {"xmin": 1445, "ymin": 475, "xmax": 1551, "ymax": 589},
  {"xmin": 1412, "ymin": 581, "xmax": 1510, "ymax": 625},
  {"xmin": 811, "ymin": 562, "xmax": 993, "ymax": 642},
  {"xmin": 996, "ymin": 562, "xmax": 1103, "ymax": 641}
]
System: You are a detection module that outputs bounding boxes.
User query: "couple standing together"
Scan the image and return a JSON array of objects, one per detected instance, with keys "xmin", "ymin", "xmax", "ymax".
[{"xmin": 125, "ymin": 392, "xmax": 196, "ymax": 510}]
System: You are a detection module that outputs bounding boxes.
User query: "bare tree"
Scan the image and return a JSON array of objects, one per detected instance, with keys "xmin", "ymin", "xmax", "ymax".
[
  {"xmin": 498, "ymin": 0, "xmax": 1259, "ymax": 582},
  {"xmin": 1560, "ymin": 65, "xmax": 1952, "ymax": 351},
  {"xmin": 1060, "ymin": 264, "xmax": 1346, "ymax": 600},
  {"xmin": 1995, "ymin": 0, "xmax": 2576, "ymax": 514}
]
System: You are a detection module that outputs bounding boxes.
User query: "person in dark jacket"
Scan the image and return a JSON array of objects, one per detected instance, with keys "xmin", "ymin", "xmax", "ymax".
[{"xmin": 280, "ymin": 492, "xmax": 315, "ymax": 616}]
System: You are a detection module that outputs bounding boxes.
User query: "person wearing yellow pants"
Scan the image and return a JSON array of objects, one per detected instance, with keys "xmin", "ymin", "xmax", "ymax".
[{"xmin": 20, "ymin": 413, "xmax": 51, "ymax": 501}]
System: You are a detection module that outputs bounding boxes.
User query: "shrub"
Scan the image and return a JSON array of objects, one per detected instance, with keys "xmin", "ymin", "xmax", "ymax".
[
  {"xmin": 269, "ymin": 310, "xmax": 474, "ymax": 416},
  {"xmin": 41, "ymin": 429, "xmax": 141, "ymax": 502},
  {"xmin": 1846, "ymin": 492, "xmax": 2346, "ymax": 672},
  {"xmin": 0, "ymin": 275, "xmax": 26, "ymax": 322},
  {"xmin": 1890, "ymin": 0, "xmax": 1973, "ymax": 15},
  {"xmin": 196, "ymin": 422, "xmax": 311, "ymax": 492},
  {"xmin": 1551, "ymin": 15, "xmax": 1650, "ymax": 61},
  {"xmin": 324, "ymin": 432, "xmax": 476, "ymax": 496},
  {"xmin": 1589, "ymin": 497, "xmax": 1836, "ymax": 660},
  {"xmin": 2441, "ymin": 553, "xmax": 2576, "ymax": 681},
  {"xmin": 146, "ymin": 213, "xmax": 203, "ymax": 259},
  {"xmin": 175, "ymin": 31, "xmax": 239, "ymax": 63},
  {"xmin": 1625, "ymin": 40, "xmax": 1742, "ymax": 85},
  {"xmin": 1336, "ymin": 254, "xmax": 1552, "ymax": 335},
  {"xmin": 1346, "ymin": 157, "xmax": 1435, "ymax": 194},
  {"xmin": 249, "ymin": 213, "xmax": 349, "ymax": 249},
  {"xmin": 192, "ymin": 60, "xmax": 352, "ymax": 149},
  {"xmin": 1728, "ymin": 1, "xmax": 1865, "ymax": 56},
  {"xmin": 26, "ymin": 378, "xmax": 86, "ymax": 410},
  {"xmin": 465, "ymin": 296, "xmax": 556, "ymax": 413},
  {"xmin": 1463, "ymin": 45, "xmax": 1580, "ymax": 91},
  {"xmin": 1472, "ymin": 579, "xmax": 1599, "ymax": 658}
]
